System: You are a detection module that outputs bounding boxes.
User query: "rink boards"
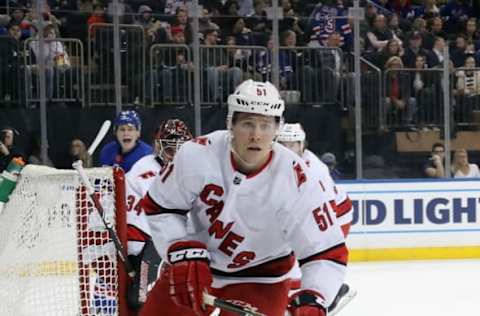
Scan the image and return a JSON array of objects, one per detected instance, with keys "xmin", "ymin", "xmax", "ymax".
[{"xmin": 340, "ymin": 178, "xmax": 480, "ymax": 261}]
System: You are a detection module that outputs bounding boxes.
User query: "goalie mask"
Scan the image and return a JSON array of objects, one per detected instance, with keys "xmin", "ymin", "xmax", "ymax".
[{"xmin": 154, "ymin": 119, "xmax": 193, "ymax": 162}]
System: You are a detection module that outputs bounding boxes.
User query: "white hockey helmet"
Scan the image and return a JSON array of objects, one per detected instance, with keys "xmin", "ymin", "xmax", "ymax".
[
  {"xmin": 227, "ymin": 79, "xmax": 284, "ymax": 128},
  {"xmin": 277, "ymin": 123, "xmax": 306, "ymax": 142}
]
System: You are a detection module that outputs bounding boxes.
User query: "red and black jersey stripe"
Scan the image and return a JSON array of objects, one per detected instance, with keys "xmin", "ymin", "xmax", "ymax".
[
  {"xmin": 212, "ymin": 252, "xmax": 295, "ymax": 278},
  {"xmin": 335, "ymin": 197, "xmax": 352, "ymax": 218},
  {"xmin": 141, "ymin": 193, "xmax": 189, "ymax": 216},
  {"xmin": 298, "ymin": 243, "xmax": 348, "ymax": 267},
  {"xmin": 127, "ymin": 224, "xmax": 150, "ymax": 242}
]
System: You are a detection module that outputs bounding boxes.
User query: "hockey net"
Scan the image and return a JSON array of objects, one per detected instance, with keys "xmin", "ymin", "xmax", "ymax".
[{"xmin": 0, "ymin": 165, "xmax": 128, "ymax": 316}]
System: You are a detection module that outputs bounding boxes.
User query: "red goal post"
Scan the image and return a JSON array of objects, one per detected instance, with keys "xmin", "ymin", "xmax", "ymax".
[{"xmin": 0, "ymin": 165, "xmax": 128, "ymax": 316}]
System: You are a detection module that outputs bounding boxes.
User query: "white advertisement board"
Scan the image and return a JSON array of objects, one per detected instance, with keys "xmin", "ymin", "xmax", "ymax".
[{"xmin": 339, "ymin": 179, "xmax": 480, "ymax": 260}]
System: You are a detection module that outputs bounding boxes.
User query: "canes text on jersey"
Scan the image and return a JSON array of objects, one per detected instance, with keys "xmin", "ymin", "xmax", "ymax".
[{"xmin": 199, "ymin": 184, "xmax": 256, "ymax": 269}]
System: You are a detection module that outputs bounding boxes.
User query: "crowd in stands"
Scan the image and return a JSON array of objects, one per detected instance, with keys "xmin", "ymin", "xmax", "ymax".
[
  {"xmin": 2, "ymin": 0, "xmax": 480, "ymax": 178},
  {"xmin": 0, "ymin": 1, "xmax": 479, "ymax": 108}
]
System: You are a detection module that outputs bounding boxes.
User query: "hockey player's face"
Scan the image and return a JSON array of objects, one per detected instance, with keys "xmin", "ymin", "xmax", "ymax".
[
  {"xmin": 279, "ymin": 141, "xmax": 303, "ymax": 157},
  {"xmin": 116, "ymin": 125, "xmax": 140, "ymax": 153},
  {"xmin": 231, "ymin": 113, "xmax": 277, "ymax": 171}
]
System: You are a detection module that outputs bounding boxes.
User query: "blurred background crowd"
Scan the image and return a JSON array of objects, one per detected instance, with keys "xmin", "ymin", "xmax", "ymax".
[{"xmin": 1, "ymin": 0, "xmax": 480, "ymax": 179}]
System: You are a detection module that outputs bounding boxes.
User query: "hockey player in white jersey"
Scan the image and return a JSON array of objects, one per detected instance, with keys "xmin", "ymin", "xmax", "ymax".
[
  {"xmin": 126, "ymin": 118, "xmax": 193, "ymax": 255},
  {"xmin": 137, "ymin": 80, "xmax": 348, "ymax": 316},
  {"xmin": 278, "ymin": 122, "xmax": 355, "ymax": 315},
  {"xmin": 125, "ymin": 118, "xmax": 192, "ymax": 309},
  {"xmin": 277, "ymin": 123, "xmax": 353, "ymax": 237}
]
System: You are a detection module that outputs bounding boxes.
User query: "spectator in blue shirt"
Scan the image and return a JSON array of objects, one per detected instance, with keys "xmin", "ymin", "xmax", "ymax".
[
  {"xmin": 99, "ymin": 110, "xmax": 153, "ymax": 172},
  {"xmin": 321, "ymin": 152, "xmax": 343, "ymax": 180}
]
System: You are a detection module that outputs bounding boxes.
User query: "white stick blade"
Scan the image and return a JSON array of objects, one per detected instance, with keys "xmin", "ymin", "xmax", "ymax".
[{"xmin": 88, "ymin": 120, "xmax": 111, "ymax": 156}]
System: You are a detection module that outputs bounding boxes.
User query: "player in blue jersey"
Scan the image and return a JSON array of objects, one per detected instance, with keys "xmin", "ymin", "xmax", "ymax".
[{"xmin": 99, "ymin": 110, "xmax": 153, "ymax": 172}]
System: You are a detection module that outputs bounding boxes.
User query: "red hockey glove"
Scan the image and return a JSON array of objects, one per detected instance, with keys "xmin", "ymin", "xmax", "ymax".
[
  {"xmin": 167, "ymin": 240, "xmax": 213, "ymax": 315},
  {"xmin": 287, "ymin": 290, "xmax": 327, "ymax": 316}
]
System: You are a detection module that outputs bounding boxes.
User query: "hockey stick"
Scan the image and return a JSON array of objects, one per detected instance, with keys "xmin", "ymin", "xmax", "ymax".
[
  {"xmin": 87, "ymin": 120, "xmax": 111, "ymax": 156},
  {"xmin": 203, "ymin": 292, "xmax": 265, "ymax": 316},
  {"xmin": 72, "ymin": 159, "xmax": 136, "ymax": 279},
  {"xmin": 329, "ymin": 288, "xmax": 357, "ymax": 316}
]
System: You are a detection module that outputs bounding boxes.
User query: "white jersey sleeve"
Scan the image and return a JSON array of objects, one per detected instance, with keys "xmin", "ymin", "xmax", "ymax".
[
  {"xmin": 275, "ymin": 157, "xmax": 347, "ymax": 305},
  {"xmin": 303, "ymin": 150, "xmax": 353, "ymax": 234},
  {"xmin": 143, "ymin": 139, "xmax": 206, "ymax": 259},
  {"xmin": 125, "ymin": 155, "xmax": 160, "ymax": 255},
  {"xmin": 332, "ymin": 184, "xmax": 353, "ymax": 228}
]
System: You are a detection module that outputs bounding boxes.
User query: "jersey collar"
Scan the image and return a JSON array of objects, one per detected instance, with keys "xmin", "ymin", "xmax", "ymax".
[{"xmin": 230, "ymin": 150, "xmax": 273, "ymax": 179}]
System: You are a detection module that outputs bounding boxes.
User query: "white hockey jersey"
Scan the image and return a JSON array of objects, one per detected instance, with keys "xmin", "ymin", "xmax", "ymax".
[
  {"xmin": 125, "ymin": 154, "xmax": 164, "ymax": 256},
  {"xmin": 302, "ymin": 150, "xmax": 353, "ymax": 232},
  {"xmin": 143, "ymin": 130, "xmax": 348, "ymax": 305}
]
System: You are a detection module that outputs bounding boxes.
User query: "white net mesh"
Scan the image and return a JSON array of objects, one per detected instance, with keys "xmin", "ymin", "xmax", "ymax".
[{"xmin": 0, "ymin": 165, "xmax": 123, "ymax": 316}]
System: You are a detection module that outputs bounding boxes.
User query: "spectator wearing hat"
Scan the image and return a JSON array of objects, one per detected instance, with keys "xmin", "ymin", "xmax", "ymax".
[
  {"xmin": 321, "ymin": 152, "xmax": 342, "ymax": 180},
  {"xmin": 402, "ymin": 31, "xmax": 429, "ymax": 68},
  {"xmin": 134, "ymin": 5, "xmax": 169, "ymax": 45},
  {"xmin": 135, "ymin": 5, "xmax": 155, "ymax": 29}
]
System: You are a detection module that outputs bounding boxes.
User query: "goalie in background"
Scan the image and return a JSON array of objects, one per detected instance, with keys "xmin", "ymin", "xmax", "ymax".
[
  {"xmin": 277, "ymin": 122, "xmax": 355, "ymax": 314},
  {"xmin": 125, "ymin": 118, "xmax": 193, "ymax": 310},
  {"xmin": 137, "ymin": 79, "xmax": 348, "ymax": 316},
  {"xmin": 99, "ymin": 110, "xmax": 153, "ymax": 173}
]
